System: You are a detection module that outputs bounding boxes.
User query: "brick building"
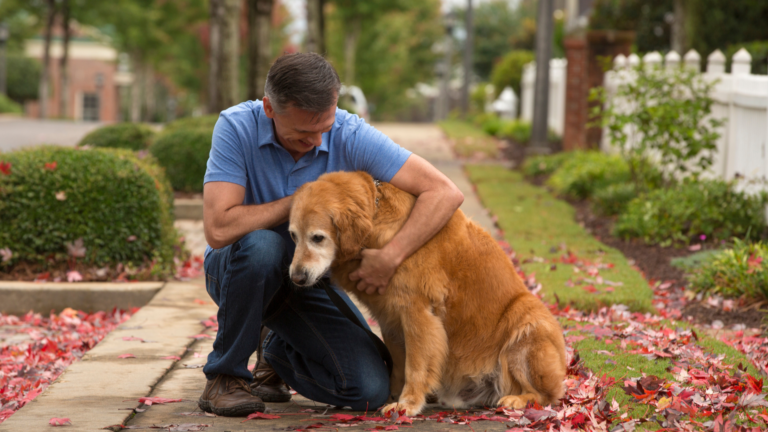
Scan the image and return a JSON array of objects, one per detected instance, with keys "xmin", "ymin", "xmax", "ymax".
[{"xmin": 24, "ymin": 24, "xmax": 133, "ymax": 122}]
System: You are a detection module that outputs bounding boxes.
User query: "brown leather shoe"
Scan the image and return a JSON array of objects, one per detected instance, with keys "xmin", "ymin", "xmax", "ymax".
[
  {"xmin": 250, "ymin": 327, "xmax": 291, "ymax": 402},
  {"xmin": 198, "ymin": 374, "xmax": 265, "ymax": 417}
]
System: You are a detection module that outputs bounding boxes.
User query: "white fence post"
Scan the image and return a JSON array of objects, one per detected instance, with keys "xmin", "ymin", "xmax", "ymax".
[
  {"xmin": 684, "ymin": 49, "xmax": 701, "ymax": 71},
  {"xmin": 643, "ymin": 51, "xmax": 662, "ymax": 70},
  {"xmin": 732, "ymin": 48, "xmax": 752, "ymax": 76},
  {"xmin": 628, "ymin": 53, "xmax": 640, "ymax": 68},
  {"xmin": 665, "ymin": 51, "xmax": 680, "ymax": 69},
  {"xmin": 707, "ymin": 49, "xmax": 726, "ymax": 74},
  {"xmin": 613, "ymin": 54, "xmax": 627, "ymax": 70},
  {"xmin": 519, "ymin": 59, "xmax": 567, "ymax": 136}
]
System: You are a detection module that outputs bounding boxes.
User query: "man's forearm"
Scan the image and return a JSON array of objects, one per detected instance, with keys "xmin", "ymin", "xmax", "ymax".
[
  {"xmin": 380, "ymin": 188, "xmax": 463, "ymax": 265},
  {"xmin": 205, "ymin": 196, "xmax": 292, "ymax": 249}
]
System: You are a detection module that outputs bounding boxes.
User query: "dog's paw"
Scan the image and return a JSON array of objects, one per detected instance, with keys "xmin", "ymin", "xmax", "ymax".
[
  {"xmin": 381, "ymin": 401, "xmax": 423, "ymax": 417},
  {"xmin": 497, "ymin": 395, "xmax": 535, "ymax": 410}
]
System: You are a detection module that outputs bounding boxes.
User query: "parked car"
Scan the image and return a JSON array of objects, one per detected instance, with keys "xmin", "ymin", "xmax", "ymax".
[{"xmin": 339, "ymin": 85, "xmax": 370, "ymax": 122}]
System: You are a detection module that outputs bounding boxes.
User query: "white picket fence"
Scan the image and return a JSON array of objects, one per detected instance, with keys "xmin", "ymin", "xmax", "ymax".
[
  {"xmin": 520, "ymin": 59, "xmax": 568, "ymax": 137},
  {"xmin": 602, "ymin": 48, "xmax": 768, "ymax": 191}
]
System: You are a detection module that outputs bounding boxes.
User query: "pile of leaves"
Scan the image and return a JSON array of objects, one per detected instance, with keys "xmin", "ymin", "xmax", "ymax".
[{"xmin": 0, "ymin": 308, "xmax": 135, "ymax": 424}]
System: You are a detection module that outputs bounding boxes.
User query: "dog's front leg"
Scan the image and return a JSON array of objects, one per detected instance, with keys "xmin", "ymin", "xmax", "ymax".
[
  {"xmin": 381, "ymin": 304, "xmax": 447, "ymax": 416},
  {"xmin": 382, "ymin": 328, "xmax": 406, "ymax": 402}
]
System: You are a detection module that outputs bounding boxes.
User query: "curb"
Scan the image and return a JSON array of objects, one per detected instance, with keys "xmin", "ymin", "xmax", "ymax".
[
  {"xmin": 0, "ymin": 281, "xmax": 164, "ymax": 315},
  {"xmin": 174, "ymin": 198, "xmax": 203, "ymax": 220}
]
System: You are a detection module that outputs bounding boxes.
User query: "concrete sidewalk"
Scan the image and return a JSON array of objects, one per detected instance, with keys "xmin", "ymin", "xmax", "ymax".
[{"xmin": 1, "ymin": 123, "xmax": 505, "ymax": 431}]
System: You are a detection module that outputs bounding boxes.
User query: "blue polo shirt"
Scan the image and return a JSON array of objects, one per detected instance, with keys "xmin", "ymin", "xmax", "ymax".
[{"xmin": 203, "ymin": 100, "xmax": 412, "ymax": 256}]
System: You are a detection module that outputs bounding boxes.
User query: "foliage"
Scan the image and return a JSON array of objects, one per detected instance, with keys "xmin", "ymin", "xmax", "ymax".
[
  {"xmin": 470, "ymin": 83, "xmax": 490, "ymax": 114},
  {"xmin": 591, "ymin": 64, "xmax": 723, "ymax": 190},
  {"xmin": 547, "ymin": 152, "xmax": 630, "ymax": 200},
  {"xmin": 615, "ymin": 180, "xmax": 768, "ymax": 246},
  {"xmin": 150, "ymin": 128, "xmax": 213, "ymax": 192},
  {"xmin": 688, "ymin": 0, "xmax": 768, "ymax": 61},
  {"xmin": 0, "ymin": 94, "xmax": 22, "ymax": 114},
  {"xmin": 480, "ymin": 116, "xmax": 502, "ymax": 136},
  {"xmin": 78, "ymin": 123, "xmax": 156, "ymax": 151},
  {"xmin": 687, "ymin": 239, "xmax": 768, "ymax": 300},
  {"xmin": 6, "ymin": 54, "xmax": 40, "ymax": 103},
  {"xmin": 725, "ymin": 41, "xmax": 768, "ymax": 75},
  {"xmin": 521, "ymin": 151, "xmax": 574, "ymax": 177},
  {"xmin": 589, "ymin": 0, "xmax": 673, "ymax": 53},
  {"xmin": 592, "ymin": 182, "xmax": 638, "ymax": 216},
  {"xmin": 438, "ymin": 120, "xmax": 498, "ymax": 159},
  {"xmin": 498, "ymin": 120, "xmax": 531, "ymax": 143},
  {"xmin": 490, "ymin": 50, "xmax": 535, "ymax": 99},
  {"xmin": 0, "ymin": 147, "xmax": 176, "ymax": 272},
  {"xmin": 162, "ymin": 114, "xmax": 220, "ymax": 134}
]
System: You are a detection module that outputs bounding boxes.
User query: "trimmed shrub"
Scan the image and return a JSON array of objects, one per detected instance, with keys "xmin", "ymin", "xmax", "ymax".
[
  {"xmin": 521, "ymin": 151, "xmax": 574, "ymax": 177},
  {"xmin": 0, "ymin": 94, "xmax": 22, "ymax": 114},
  {"xmin": 592, "ymin": 183, "xmax": 637, "ymax": 216},
  {"xmin": 78, "ymin": 123, "xmax": 156, "ymax": 151},
  {"xmin": 687, "ymin": 239, "xmax": 768, "ymax": 300},
  {"xmin": 481, "ymin": 116, "xmax": 502, "ymax": 136},
  {"xmin": 0, "ymin": 146, "xmax": 176, "ymax": 271},
  {"xmin": 546, "ymin": 152, "xmax": 630, "ymax": 199},
  {"xmin": 150, "ymin": 128, "xmax": 212, "ymax": 192},
  {"xmin": 490, "ymin": 50, "xmax": 535, "ymax": 99},
  {"xmin": 163, "ymin": 114, "xmax": 219, "ymax": 134},
  {"xmin": 614, "ymin": 180, "xmax": 768, "ymax": 246},
  {"xmin": 7, "ymin": 54, "xmax": 40, "ymax": 103},
  {"xmin": 498, "ymin": 120, "xmax": 531, "ymax": 143}
]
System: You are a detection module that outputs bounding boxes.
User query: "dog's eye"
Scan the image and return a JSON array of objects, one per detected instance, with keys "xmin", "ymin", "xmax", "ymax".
[
  {"xmin": 312, "ymin": 235, "xmax": 324, "ymax": 244},
  {"xmin": 289, "ymin": 232, "xmax": 297, "ymax": 243}
]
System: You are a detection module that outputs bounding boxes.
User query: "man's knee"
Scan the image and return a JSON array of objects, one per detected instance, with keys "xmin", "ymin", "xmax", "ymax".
[
  {"xmin": 235, "ymin": 230, "xmax": 289, "ymax": 272},
  {"xmin": 346, "ymin": 364, "xmax": 390, "ymax": 410}
]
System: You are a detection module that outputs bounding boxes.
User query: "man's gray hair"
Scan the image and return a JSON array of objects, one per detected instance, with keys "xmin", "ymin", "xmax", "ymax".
[{"xmin": 264, "ymin": 53, "xmax": 341, "ymax": 114}]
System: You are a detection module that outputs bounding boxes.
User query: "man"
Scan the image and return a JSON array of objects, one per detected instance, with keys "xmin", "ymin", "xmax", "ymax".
[{"xmin": 199, "ymin": 53, "xmax": 463, "ymax": 417}]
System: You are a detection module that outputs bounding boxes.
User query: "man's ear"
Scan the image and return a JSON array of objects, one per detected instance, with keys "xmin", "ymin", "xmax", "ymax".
[
  {"xmin": 263, "ymin": 97, "xmax": 275, "ymax": 118},
  {"xmin": 332, "ymin": 204, "xmax": 373, "ymax": 263}
]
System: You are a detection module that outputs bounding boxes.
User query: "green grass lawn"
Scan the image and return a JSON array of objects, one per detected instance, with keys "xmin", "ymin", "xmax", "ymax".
[
  {"xmin": 466, "ymin": 165, "xmax": 654, "ymax": 313},
  {"xmin": 465, "ymin": 163, "xmax": 765, "ymax": 429},
  {"xmin": 438, "ymin": 120, "xmax": 499, "ymax": 159}
]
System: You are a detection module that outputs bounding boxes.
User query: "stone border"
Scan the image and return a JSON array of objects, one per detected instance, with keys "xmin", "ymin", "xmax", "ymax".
[
  {"xmin": 174, "ymin": 198, "xmax": 203, "ymax": 220},
  {"xmin": 0, "ymin": 281, "xmax": 164, "ymax": 316}
]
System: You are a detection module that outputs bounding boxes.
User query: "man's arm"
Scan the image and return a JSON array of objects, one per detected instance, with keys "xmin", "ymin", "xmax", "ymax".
[
  {"xmin": 203, "ymin": 181, "xmax": 292, "ymax": 249},
  {"xmin": 348, "ymin": 154, "xmax": 464, "ymax": 294}
]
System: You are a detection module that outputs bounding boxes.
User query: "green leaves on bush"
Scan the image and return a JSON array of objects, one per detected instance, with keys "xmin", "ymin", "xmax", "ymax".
[
  {"xmin": 150, "ymin": 128, "xmax": 212, "ymax": 193},
  {"xmin": 78, "ymin": 123, "xmax": 157, "ymax": 151},
  {"xmin": 498, "ymin": 120, "xmax": 532, "ymax": 143},
  {"xmin": 687, "ymin": 239, "xmax": 768, "ymax": 300},
  {"xmin": 162, "ymin": 114, "xmax": 219, "ymax": 134},
  {"xmin": 546, "ymin": 151, "xmax": 630, "ymax": 199},
  {"xmin": 490, "ymin": 50, "xmax": 535, "ymax": 99},
  {"xmin": 0, "ymin": 147, "xmax": 176, "ymax": 271},
  {"xmin": 521, "ymin": 151, "xmax": 574, "ymax": 177},
  {"xmin": 614, "ymin": 180, "xmax": 767, "ymax": 246},
  {"xmin": 0, "ymin": 94, "xmax": 23, "ymax": 114},
  {"xmin": 592, "ymin": 183, "xmax": 638, "ymax": 216}
]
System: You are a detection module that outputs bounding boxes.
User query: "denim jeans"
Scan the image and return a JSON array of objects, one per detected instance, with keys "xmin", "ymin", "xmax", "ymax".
[{"xmin": 202, "ymin": 229, "xmax": 390, "ymax": 410}]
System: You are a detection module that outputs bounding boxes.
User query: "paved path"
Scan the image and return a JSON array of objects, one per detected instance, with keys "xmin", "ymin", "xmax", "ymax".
[
  {"xmin": 0, "ymin": 117, "xmax": 103, "ymax": 152},
  {"xmin": 2, "ymin": 123, "xmax": 505, "ymax": 431}
]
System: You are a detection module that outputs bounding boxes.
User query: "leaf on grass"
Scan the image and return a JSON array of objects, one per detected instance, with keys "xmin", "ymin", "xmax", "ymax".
[
  {"xmin": 49, "ymin": 417, "xmax": 71, "ymax": 426},
  {"xmin": 117, "ymin": 353, "xmax": 135, "ymax": 359}
]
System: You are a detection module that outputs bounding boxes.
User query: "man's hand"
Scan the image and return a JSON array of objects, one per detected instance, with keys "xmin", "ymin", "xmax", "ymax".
[{"xmin": 348, "ymin": 248, "xmax": 401, "ymax": 295}]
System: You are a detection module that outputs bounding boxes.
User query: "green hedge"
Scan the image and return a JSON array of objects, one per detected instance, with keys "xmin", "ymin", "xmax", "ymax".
[
  {"xmin": 0, "ymin": 94, "xmax": 22, "ymax": 114},
  {"xmin": 150, "ymin": 128, "xmax": 212, "ymax": 193},
  {"xmin": 162, "ymin": 114, "xmax": 219, "ymax": 134},
  {"xmin": 78, "ymin": 123, "xmax": 157, "ymax": 151},
  {"xmin": 688, "ymin": 239, "xmax": 768, "ymax": 300},
  {"xmin": 0, "ymin": 147, "xmax": 176, "ymax": 270},
  {"xmin": 546, "ymin": 151, "xmax": 630, "ymax": 199},
  {"xmin": 521, "ymin": 151, "xmax": 574, "ymax": 177},
  {"xmin": 614, "ymin": 180, "xmax": 767, "ymax": 245}
]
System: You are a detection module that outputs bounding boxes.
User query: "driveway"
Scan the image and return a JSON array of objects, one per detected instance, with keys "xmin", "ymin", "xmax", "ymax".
[{"xmin": 0, "ymin": 117, "xmax": 103, "ymax": 152}]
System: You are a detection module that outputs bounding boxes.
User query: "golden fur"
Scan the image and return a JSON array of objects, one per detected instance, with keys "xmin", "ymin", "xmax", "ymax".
[{"xmin": 288, "ymin": 171, "xmax": 567, "ymax": 415}]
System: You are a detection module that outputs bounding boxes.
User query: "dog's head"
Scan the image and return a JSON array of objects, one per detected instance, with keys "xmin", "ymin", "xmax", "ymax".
[{"xmin": 288, "ymin": 171, "xmax": 377, "ymax": 287}]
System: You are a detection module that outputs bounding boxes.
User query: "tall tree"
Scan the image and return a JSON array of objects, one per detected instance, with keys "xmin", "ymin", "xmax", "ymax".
[
  {"xmin": 38, "ymin": 0, "xmax": 56, "ymax": 119},
  {"xmin": 59, "ymin": 0, "xmax": 70, "ymax": 119},
  {"xmin": 306, "ymin": 0, "xmax": 325, "ymax": 54},
  {"xmin": 247, "ymin": 0, "xmax": 272, "ymax": 101},
  {"xmin": 209, "ymin": 0, "xmax": 240, "ymax": 113}
]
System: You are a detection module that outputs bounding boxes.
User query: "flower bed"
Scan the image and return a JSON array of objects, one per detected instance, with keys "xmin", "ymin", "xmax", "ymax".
[{"xmin": 0, "ymin": 308, "xmax": 136, "ymax": 424}]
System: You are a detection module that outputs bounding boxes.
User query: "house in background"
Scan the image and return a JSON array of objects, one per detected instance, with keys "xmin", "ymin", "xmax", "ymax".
[{"xmin": 24, "ymin": 23, "xmax": 133, "ymax": 122}]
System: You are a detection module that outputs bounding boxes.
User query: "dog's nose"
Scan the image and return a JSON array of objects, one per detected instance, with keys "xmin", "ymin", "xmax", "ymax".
[{"xmin": 291, "ymin": 270, "xmax": 308, "ymax": 286}]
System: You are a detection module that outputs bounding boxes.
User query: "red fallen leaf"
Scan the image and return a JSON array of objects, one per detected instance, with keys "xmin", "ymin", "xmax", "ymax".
[
  {"xmin": 193, "ymin": 299, "xmax": 208, "ymax": 305},
  {"xmin": 49, "ymin": 417, "xmax": 71, "ymax": 426},
  {"xmin": 746, "ymin": 375, "xmax": 764, "ymax": 395},
  {"xmin": 384, "ymin": 426, "xmax": 398, "ymax": 431},
  {"xmin": 138, "ymin": 397, "xmax": 182, "ymax": 406},
  {"xmin": 245, "ymin": 412, "xmax": 281, "ymax": 420},
  {"xmin": 122, "ymin": 336, "xmax": 144, "ymax": 342},
  {"xmin": 582, "ymin": 285, "xmax": 598, "ymax": 294},
  {"xmin": 189, "ymin": 334, "xmax": 214, "ymax": 339},
  {"xmin": 44, "ymin": 161, "xmax": 57, "ymax": 171},
  {"xmin": 393, "ymin": 415, "xmax": 412, "ymax": 424},
  {"xmin": 0, "ymin": 161, "xmax": 11, "ymax": 175},
  {"xmin": 117, "ymin": 354, "xmax": 135, "ymax": 359},
  {"xmin": 35, "ymin": 271, "xmax": 51, "ymax": 282},
  {"xmin": 330, "ymin": 414, "xmax": 356, "ymax": 421},
  {"xmin": 161, "ymin": 356, "xmax": 181, "ymax": 361}
]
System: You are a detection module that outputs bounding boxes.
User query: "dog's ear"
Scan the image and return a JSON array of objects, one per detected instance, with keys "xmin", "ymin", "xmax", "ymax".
[{"xmin": 332, "ymin": 202, "xmax": 373, "ymax": 262}]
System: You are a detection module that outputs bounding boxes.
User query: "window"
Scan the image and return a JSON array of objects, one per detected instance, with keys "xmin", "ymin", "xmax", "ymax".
[{"xmin": 82, "ymin": 93, "xmax": 100, "ymax": 121}]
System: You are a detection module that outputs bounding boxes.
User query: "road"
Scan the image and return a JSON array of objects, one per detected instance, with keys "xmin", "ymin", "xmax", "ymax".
[{"xmin": 0, "ymin": 117, "xmax": 102, "ymax": 152}]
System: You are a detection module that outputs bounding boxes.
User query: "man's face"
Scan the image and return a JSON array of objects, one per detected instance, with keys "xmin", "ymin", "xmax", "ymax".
[{"xmin": 263, "ymin": 96, "xmax": 337, "ymax": 158}]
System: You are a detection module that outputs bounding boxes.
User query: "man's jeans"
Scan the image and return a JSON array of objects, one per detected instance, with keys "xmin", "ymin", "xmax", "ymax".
[{"xmin": 202, "ymin": 229, "xmax": 390, "ymax": 410}]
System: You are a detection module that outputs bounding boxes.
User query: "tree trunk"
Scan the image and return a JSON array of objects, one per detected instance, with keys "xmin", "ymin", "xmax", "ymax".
[
  {"xmin": 143, "ymin": 63, "xmax": 155, "ymax": 122},
  {"xmin": 343, "ymin": 17, "xmax": 361, "ymax": 85},
  {"xmin": 306, "ymin": 0, "xmax": 325, "ymax": 54},
  {"xmin": 672, "ymin": 0, "xmax": 687, "ymax": 54},
  {"xmin": 460, "ymin": 0, "xmax": 473, "ymax": 117},
  {"xmin": 209, "ymin": 0, "xmax": 240, "ymax": 113},
  {"xmin": 247, "ymin": 0, "xmax": 273, "ymax": 100},
  {"xmin": 130, "ymin": 53, "xmax": 142, "ymax": 122},
  {"xmin": 39, "ymin": 0, "xmax": 56, "ymax": 119},
  {"xmin": 59, "ymin": 0, "xmax": 70, "ymax": 119}
]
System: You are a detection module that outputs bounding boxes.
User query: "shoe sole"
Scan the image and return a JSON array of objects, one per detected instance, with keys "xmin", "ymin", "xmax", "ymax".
[
  {"xmin": 198, "ymin": 398, "xmax": 265, "ymax": 417},
  {"xmin": 251, "ymin": 389, "xmax": 292, "ymax": 403}
]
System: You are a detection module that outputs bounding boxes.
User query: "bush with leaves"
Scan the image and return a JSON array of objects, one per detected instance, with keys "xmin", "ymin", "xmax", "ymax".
[
  {"xmin": 0, "ymin": 147, "xmax": 177, "ymax": 274},
  {"xmin": 162, "ymin": 114, "xmax": 219, "ymax": 134},
  {"xmin": 614, "ymin": 180, "xmax": 767, "ymax": 246},
  {"xmin": 521, "ymin": 151, "xmax": 575, "ymax": 178},
  {"xmin": 546, "ymin": 151, "xmax": 630, "ymax": 199},
  {"xmin": 7, "ymin": 54, "xmax": 40, "ymax": 103},
  {"xmin": 687, "ymin": 239, "xmax": 768, "ymax": 301},
  {"xmin": 591, "ymin": 63, "xmax": 723, "ymax": 191},
  {"xmin": 498, "ymin": 120, "xmax": 531, "ymax": 143},
  {"xmin": 150, "ymin": 128, "xmax": 212, "ymax": 193},
  {"xmin": 592, "ymin": 183, "xmax": 638, "ymax": 216},
  {"xmin": 0, "ymin": 94, "xmax": 22, "ymax": 114},
  {"xmin": 78, "ymin": 123, "xmax": 156, "ymax": 151},
  {"xmin": 490, "ymin": 50, "xmax": 535, "ymax": 99}
]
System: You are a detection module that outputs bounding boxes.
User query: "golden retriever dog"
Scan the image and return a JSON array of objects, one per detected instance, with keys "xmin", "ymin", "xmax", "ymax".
[{"xmin": 288, "ymin": 171, "xmax": 566, "ymax": 416}]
